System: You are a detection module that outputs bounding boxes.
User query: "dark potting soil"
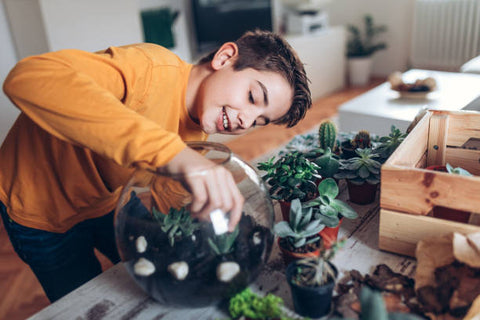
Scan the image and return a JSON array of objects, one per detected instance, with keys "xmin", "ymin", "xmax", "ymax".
[
  {"xmin": 115, "ymin": 192, "xmax": 274, "ymax": 307},
  {"xmin": 279, "ymin": 236, "xmax": 322, "ymax": 254}
]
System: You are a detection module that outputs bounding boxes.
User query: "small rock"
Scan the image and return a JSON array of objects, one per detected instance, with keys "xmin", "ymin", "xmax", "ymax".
[
  {"xmin": 134, "ymin": 258, "xmax": 155, "ymax": 276},
  {"xmin": 167, "ymin": 261, "xmax": 189, "ymax": 281},
  {"xmin": 217, "ymin": 261, "xmax": 240, "ymax": 282},
  {"xmin": 136, "ymin": 236, "xmax": 147, "ymax": 253},
  {"xmin": 252, "ymin": 231, "xmax": 262, "ymax": 245}
]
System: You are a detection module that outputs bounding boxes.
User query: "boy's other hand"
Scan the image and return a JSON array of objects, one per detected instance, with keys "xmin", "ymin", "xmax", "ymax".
[{"xmin": 157, "ymin": 147, "xmax": 244, "ymax": 231}]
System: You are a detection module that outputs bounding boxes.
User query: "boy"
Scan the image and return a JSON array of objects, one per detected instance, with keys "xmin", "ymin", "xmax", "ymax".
[{"xmin": 0, "ymin": 30, "xmax": 311, "ymax": 302}]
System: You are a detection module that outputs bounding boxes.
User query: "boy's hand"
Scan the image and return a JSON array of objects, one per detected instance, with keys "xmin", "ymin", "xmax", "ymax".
[{"xmin": 157, "ymin": 147, "xmax": 244, "ymax": 231}]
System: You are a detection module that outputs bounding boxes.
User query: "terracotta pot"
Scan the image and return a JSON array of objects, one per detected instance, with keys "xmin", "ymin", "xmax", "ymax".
[
  {"xmin": 346, "ymin": 180, "xmax": 377, "ymax": 205},
  {"xmin": 279, "ymin": 200, "xmax": 291, "ymax": 221},
  {"xmin": 319, "ymin": 218, "xmax": 343, "ymax": 249},
  {"xmin": 425, "ymin": 165, "xmax": 471, "ymax": 223},
  {"xmin": 277, "ymin": 238, "xmax": 320, "ymax": 266}
]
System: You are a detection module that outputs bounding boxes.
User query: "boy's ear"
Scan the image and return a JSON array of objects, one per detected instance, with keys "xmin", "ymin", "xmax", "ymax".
[{"xmin": 211, "ymin": 42, "xmax": 238, "ymax": 70}]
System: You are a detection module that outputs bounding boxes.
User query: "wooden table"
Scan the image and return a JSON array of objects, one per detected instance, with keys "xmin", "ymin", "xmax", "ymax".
[{"xmin": 28, "ymin": 140, "xmax": 416, "ymax": 320}]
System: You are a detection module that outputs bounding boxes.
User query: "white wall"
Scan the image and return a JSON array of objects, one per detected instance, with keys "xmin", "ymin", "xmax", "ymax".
[
  {"xmin": 328, "ymin": 0, "xmax": 415, "ymax": 76},
  {"xmin": 0, "ymin": 0, "xmax": 20, "ymax": 144}
]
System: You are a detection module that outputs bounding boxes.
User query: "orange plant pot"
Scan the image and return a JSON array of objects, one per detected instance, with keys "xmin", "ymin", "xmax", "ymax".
[{"xmin": 277, "ymin": 238, "xmax": 320, "ymax": 266}]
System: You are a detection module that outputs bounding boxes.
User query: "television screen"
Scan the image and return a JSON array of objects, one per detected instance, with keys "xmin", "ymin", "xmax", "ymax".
[{"xmin": 192, "ymin": 0, "xmax": 272, "ymax": 53}]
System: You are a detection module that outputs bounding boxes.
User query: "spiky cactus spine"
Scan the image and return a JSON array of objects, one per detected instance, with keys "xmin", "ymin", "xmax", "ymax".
[
  {"xmin": 318, "ymin": 120, "xmax": 337, "ymax": 150},
  {"xmin": 351, "ymin": 130, "xmax": 372, "ymax": 149}
]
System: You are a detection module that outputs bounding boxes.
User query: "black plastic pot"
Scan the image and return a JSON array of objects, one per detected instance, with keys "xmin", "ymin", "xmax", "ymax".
[{"xmin": 286, "ymin": 261, "xmax": 337, "ymax": 318}]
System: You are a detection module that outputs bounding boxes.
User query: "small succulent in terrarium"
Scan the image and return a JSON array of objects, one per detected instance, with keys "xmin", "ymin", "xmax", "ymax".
[
  {"xmin": 208, "ymin": 226, "xmax": 240, "ymax": 255},
  {"xmin": 152, "ymin": 206, "xmax": 200, "ymax": 247}
]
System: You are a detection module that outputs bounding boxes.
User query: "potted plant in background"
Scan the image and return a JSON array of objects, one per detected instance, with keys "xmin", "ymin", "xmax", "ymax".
[
  {"xmin": 274, "ymin": 198, "xmax": 325, "ymax": 266},
  {"xmin": 347, "ymin": 14, "xmax": 387, "ymax": 86},
  {"xmin": 303, "ymin": 178, "xmax": 357, "ymax": 248},
  {"xmin": 286, "ymin": 239, "xmax": 344, "ymax": 318},
  {"xmin": 257, "ymin": 152, "xmax": 321, "ymax": 220},
  {"xmin": 340, "ymin": 130, "xmax": 372, "ymax": 159},
  {"xmin": 334, "ymin": 148, "xmax": 381, "ymax": 205},
  {"xmin": 374, "ymin": 125, "xmax": 408, "ymax": 163}
]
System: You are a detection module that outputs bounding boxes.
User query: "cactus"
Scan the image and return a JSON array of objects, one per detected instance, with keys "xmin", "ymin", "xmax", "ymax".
[
  {"xmin": 318, "ymin": 120, "xmax": 337, "ymax": 151},
  {"xmin": 351, "ymin": 130, "xmax": 372, "ymax": 149}
]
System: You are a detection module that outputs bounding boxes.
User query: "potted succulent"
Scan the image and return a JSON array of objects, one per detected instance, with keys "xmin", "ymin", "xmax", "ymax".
[
  {"xmin": 347, "ymin": 14, "xmax": 387, "ymax": 86},
  {"xmin": 425, "ymin": 163, "xmax": 473, "ymax": 223},
  {"xmin": 274, "ymin": 198, "xmax": 325, "ymax": 266},
  {"xmin": 334, "ymin": 148, "xmax": 381, "ymax": 205},
  {"xmin": 313, "ymin": 147, "xmax": 340, "ymax": 179},
  {"xmin": 286, "ymin": 240, "xmax": 344, "ymax": 318},
  {"xmin": 257, "ymin": 151, "xmax": 322, "ymax": 220},
  {"xmin": 303, "ymin": 178, "xmax": 357, "ymax": 248},
  {"xmin": 374, "ymin": 125, "xmax": 408, "ymax": 163},
  {"xmin": 340, "ymin": 130, "xmax": 372, "ymax": 159},
  {"xmin": 318, "ymin": 120, "xmax": 338, "ymax": 152}
]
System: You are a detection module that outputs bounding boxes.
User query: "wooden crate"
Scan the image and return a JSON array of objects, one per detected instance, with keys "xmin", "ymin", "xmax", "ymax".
[{"xmin": 379, "ymin": 110, "xmax": 480, "ymax": 257}]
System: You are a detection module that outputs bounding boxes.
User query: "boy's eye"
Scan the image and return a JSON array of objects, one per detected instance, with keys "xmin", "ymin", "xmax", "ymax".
[{"xmin": 249, "ymin": 91, "xmax": 255, "ymax": 104}]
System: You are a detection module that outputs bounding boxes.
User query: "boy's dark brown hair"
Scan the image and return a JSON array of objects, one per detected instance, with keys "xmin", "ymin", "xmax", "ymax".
[{"xmin": 198, "ymin": 30, "xmax": 311, "ymax": 128}]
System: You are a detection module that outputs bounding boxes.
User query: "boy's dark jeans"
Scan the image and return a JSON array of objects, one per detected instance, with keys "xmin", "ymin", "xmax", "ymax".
[{"xmin": 0, "ymin": 201, "xmax": 120, "ymax": 302}]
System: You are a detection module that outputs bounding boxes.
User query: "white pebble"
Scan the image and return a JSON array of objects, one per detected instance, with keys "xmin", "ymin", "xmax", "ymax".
[
  {"xmin": 216, "ymin": 261, "xmax": 240, "ymax": 282},
  {"xmin": 134, "ymin": 258, "xmax": 155, "ymax": 276},
  {"xmin": 135, "ymin": 236, "xmax": 147, "ymax": 253},
  {"xmin": 167, "ymin": 261, "xmax": 189, "ymax": 281},
  {"xmin": 252, "ymin": 231, "xmax": 262, "ymax": 245}
]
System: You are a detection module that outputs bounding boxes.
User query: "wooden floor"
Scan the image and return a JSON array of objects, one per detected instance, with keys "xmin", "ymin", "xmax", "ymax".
[{"xmin": 0, "ymin": 79, "xmax": 383, "ymax": 320}]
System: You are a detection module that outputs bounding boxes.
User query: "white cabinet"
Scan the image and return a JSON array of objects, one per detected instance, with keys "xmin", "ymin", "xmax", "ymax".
[
  {"xmin": 286, "ymin": 26, "xmax": 346, "ymax": 100},
  {"xmin": 4, "ymin": 0, "xmax": 144, "ymax": 59}
]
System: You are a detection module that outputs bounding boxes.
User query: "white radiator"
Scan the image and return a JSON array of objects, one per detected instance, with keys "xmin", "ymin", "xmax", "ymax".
[{"xmin": 411, "ymin": 0, "xmax": 480, "ymax": 70}]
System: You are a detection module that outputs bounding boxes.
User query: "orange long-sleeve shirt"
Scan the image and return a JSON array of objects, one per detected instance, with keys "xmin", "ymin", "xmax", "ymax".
[{"xmin": 1, "ymin": 43, "xmax": 207, "ymax": 232}]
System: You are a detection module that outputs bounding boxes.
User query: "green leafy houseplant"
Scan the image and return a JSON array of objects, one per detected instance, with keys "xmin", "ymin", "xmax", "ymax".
[
  {"xmin": 227, "ymin": 288, "xmax": 298, "ymax": 320},
  {"xmin": 375, "ymin": 125, "xmax": 408, "ymax": 161},
  {"xmin": 152, "ymin": 206, "xmax": 200, "ymax": 246},
  {"xmin": 257, "ymin": 152, "xmax": 321, "ymax": 202},
  {"xmin": 274, "ymin": 198, "xmax": 325, "ymax": 250},
  {"xmin": 347, "ymin": 14, "xmax": 387, "ymax": 58},
  {"xmin": 303, "ymin": 178, "xmax": 358, "ymax": 228},
  {"xmin": 286, "ymin": 240, "xmax": 344, "ymax": 318},
  {"xmin": 334, "ymin": 148, "xmax": 382, "ymax": 205}
]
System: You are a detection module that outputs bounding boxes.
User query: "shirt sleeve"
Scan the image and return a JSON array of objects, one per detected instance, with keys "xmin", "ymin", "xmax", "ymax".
[{"xmin": 3, "ymin": 46, "xmax": 187, "ymax": 168}]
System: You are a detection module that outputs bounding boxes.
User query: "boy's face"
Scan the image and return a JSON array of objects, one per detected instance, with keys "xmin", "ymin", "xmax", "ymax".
[{"xmin": 194, "ymin": 44, "xmax": 293, "ymax": 135}]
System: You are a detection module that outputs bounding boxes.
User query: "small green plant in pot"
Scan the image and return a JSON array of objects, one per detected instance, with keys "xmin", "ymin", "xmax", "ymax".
[
  {"xmin": 303, "ymin": 178, "xmax": 358, "ymax": 248},
  {"xmin": 341, "ymin": 130, "xmax": 372, "ymax": 159},
  {"xmin": 257, "ymin": 151, "xmax": 321, "ymax": 220},
  {"xmin": 286, "ymin": 240, "xmax": 344, "ymax": 318},
  {"xmin": 274, "ymin": 198, "xmax": 325, "ymax": 266},
  {"xmin": 374, "ymin": 125, "xmax": 408, "ymax": 163},
  {"xmin": 318, "ymin": 120, "xmax": 337, "ymax": 151},
  {"xmin": 334, "ymin": 148, "xmax": 381, "ymax": 205},
  {"xmin": 313, "ymin": 147, "xmax": 340, "ymax": 179}
]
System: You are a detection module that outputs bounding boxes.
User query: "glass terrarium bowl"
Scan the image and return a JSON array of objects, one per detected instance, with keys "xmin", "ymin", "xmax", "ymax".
[{"xmin": 114, "ymin": 141, "xmax": 274, "ymax": 307}]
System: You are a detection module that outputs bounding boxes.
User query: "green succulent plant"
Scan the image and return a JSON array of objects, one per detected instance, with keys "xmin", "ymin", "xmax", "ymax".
[
  {"xmin": 274, "ymin": 198, "xmax": 325, "ymax": 249},
  {"xmin": 375, "ymin": 125, "xmax": 407, "ymax": 160},
  {"xmin": 334, "ymin": 148, "xmax": 381, "ymax": 185},
  {"xmin": 313, "ymin": 147, "xmax": 340, "ymax": 178},
  {"xmin": 351, "ymin": 130, "xmax": 372, "ymax": 149},
  {"xmin": 446, "ymin": 163, "xmax": 473, "ymax": 176},
  {"xmin": 303, "ymin": 178, "xmax": 358, "ymax": 228},
  {"xmin": 207, "ymin": 226, "xmax": 239, "ymax": 255},
  {"xmin": 257, "ymin": 151, "xmax": 321, "ymax": 202},
  {"xmin": 318, "ymin": 120, "xmax": 337, "ymax": 151},
  {"xmin": 152, "ymin": 206, "xmax": 200, "ymax": 247},
  {"xmin": 347, "ymin": 14, "xmax": 388, "ymax": 58},
  {"xmin": 291, "ymin": 239, "xmax": 344, "ymax": 287}
]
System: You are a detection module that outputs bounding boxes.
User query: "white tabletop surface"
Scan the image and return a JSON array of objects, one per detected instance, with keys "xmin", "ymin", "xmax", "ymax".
[{"xmin": 338, "ymin": 69, "xmax": 480, "ymax": 135}]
